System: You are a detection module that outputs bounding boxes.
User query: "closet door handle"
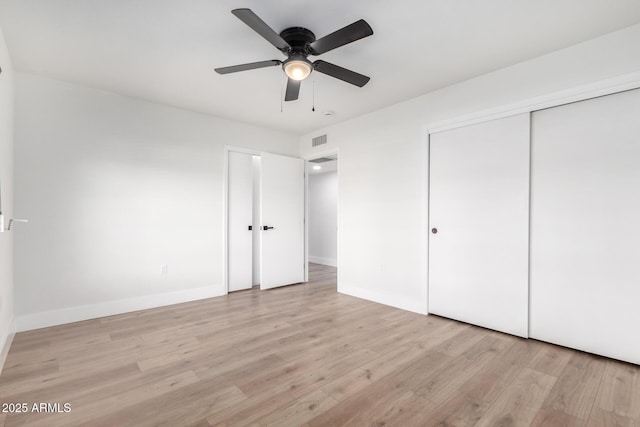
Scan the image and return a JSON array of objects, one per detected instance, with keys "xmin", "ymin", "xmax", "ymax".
[{"xmin": 262, "ymin": 226, "xmax": 275, "ymax": 230}]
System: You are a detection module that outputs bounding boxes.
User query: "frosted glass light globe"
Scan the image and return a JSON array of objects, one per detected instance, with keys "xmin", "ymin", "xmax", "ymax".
[{"xmin": 284, "ymin": 59, "xmax": 312, "ymax": 81}]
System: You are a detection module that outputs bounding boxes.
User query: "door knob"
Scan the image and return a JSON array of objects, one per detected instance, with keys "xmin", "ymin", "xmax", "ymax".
[
  {"xmin": 262, "ymin": 226, "xmax": 275, "ymax": 230},
  {"xmin": 431, "ymin": 228, "xmax": 438, "ymax": 234}
]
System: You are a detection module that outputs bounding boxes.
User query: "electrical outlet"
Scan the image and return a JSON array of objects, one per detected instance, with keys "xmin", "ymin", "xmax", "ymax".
[{"xmin": 161, "ymin": 265, "xmax": 168, "ymax": 278}]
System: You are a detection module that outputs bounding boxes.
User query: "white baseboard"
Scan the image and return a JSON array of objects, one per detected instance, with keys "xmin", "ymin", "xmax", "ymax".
[
  {"xmin": 338, "ymin": 283, "xmax": 427, "ymax": 315},
  {"xmin": 308, "ymin": 256, "xmax": 337, "ymax": 267},
  {"xmin": 0, "ymin": 318, "xmax": 16, "ymax": 376},
  {"xmin": 15, "ymin": 285, "xmax": 225, "ymax": 332}
]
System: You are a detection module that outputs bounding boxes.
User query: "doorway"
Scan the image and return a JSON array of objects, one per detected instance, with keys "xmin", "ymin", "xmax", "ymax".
[
  {"xmin": 307, "ymin": 154, "xmax": 338, "ymax": 278},
  {"xmin": 226, "ymin": 148, "xmax": 305, "ymax": 293}
]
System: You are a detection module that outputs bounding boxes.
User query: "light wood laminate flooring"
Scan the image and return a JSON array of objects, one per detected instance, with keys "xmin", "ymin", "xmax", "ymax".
[{"xmin": 1, "ymin": 264, "xmax": 639, "ymax": 426}]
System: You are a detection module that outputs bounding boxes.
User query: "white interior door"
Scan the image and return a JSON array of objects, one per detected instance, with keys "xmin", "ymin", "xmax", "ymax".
[
  {"xmin": 530, "ymin": 88, "xmax": 640, "ymax": 364},
  {"xmin": 429, "ymin": 113, "xmax": 530, "ymax": 337},
  {"xmin": 251, "ymin": 156, "xmax": 262, "ymax": 286},
  {"xmin": 228, "ymin": 151, "xmax": 253, "ymax": 292},
  {"xmin": 260, "ymin": 152, "xmax": 305, "ymax": 289}
]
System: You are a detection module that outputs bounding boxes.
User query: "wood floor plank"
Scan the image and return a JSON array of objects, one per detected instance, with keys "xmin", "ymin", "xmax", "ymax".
[
  {"xmin": 365, "ymin": 314, "xmax": 466, "ymax": 354},
  {"xmin": 206, "ymin": 373, "xmax": 339, "ymax": 427},
  {"xmin": 258, "ymin": 389, "xmax": 338, "ymax": 427},
  {"xmin": 413, "ymin": 336, "xmax": 514, "ymax": 405},
  {"xmin": 587, "ymin": 407, "xmax": 640, "ymax": 427},
  {"xmin": 0, "ymin": 360, "xmax": 59, "ymax": 389},
  {"xmin": 321, "ymin": 342, "xmax": 427, "ymax": 401},
  {"xmin": 1, "ymin": 263, "xmax": 638, "ymax": 426},
  {"xmin": 475, "ymin": 368, "xmax": 557, "ymax": 427},
  {"xmin": 235, "ymin": 348, "xmax": 378, "ymax": 398},
  {"xmin": 304, "ymin": 351, "xmax": 451, "ymax": 426},
  {"xmin": 4, "ymin": 370, "xmax": 200, "ymax": 427},
  {"xmin": 594, "ymin": 360, "xmax": 640, "ymax": 419},
  {"xmin": 342, "ymin": 390, "xmax": 436, "ymax": 427},
  {"xmin": 82, "ymin": 384, "xmax": 247, "ymax": 427},
  {"xmin": 136, "ymin": 322, "xmax": 291, "ymax": 372},
  {"xmin": 459, "ymin": 337, "xmax": 543, "ymax": 405},
  {"xmin": 527, "ymin": 342, "xmax": 574, "ymax": 377},
  {"xmin": 0, "ymin": 363, "xmax": 141, "ymax": 407},
  {"xmin": 531, "ymin": 407, "xmax": 586, "ymax": 427},
  {"xmin": 543, "ymin": 352, "xmax": 607, "ymax": 420},
  {"xmin": 421, "ymin": 390, "xmax": 488, "ymax": 427},
  {"xmin": 431, "ymin": 324, "xmax": 489, "ymax": 357}
]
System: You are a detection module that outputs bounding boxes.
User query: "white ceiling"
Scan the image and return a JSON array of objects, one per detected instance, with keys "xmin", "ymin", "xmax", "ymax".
[{"xmin": 1, "ymin": 0, "xmax": 639, "ymax": 134}]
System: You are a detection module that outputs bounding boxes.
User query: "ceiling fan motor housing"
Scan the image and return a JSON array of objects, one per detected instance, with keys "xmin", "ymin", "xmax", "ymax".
[
  {"xmin": 279, "ymin": 27, "xmax": 316, "ymax": 55},
  {"xmin": 280, "ymin": 27, "xmax": 316, "ymax": 80}
]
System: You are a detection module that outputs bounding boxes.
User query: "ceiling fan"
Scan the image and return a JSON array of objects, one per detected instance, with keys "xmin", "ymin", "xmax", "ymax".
[{"xmin": 215, "ymin": 9, "xmax": 373, "ymax": 102}]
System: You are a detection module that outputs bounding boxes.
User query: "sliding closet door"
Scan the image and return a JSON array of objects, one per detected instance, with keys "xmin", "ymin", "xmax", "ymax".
[
  {"xmin": 429, "ymin": 113, "xmax": 530, "ymax": 337},
  {"xmin": 530, "ymin": 89, "xmax": 640, "ymax": 364}
]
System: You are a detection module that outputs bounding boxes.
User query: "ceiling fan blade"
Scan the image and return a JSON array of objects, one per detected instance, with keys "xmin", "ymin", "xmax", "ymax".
[
  {"xmin": 308, "ymin": 19, "xmax": 373, "ymax": 55},
  {"xmin": 313, "ymin": 60, "xmax": 370, "ymax": 87},
  {"xmin": 231, "ymin": 9, "xmax": 291, "ymax": 52},
  {"xmin": 285, "ymin": 79, "xmax": 301, "ymax": 101},
  {"xmin": 215, "ymin": 60, "xmax": 281, "ymax": 74}
]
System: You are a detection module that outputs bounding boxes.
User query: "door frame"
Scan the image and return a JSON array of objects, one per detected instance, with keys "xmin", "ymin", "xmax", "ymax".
[
  {"xmin": 302, "ymin": 148, "xmax": 340, "ymax": 282},
  {"xmin": 223, "ymin": 145, "xmax": 260, "ymax": 294},
  {"xmin": 224, "ymin": 146, "xmax": 309, "ymax": 292}
]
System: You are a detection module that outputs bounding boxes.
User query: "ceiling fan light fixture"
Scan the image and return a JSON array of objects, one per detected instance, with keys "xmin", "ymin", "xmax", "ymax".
[{"xmin": 283, "ymin": 57, "xmax": 312, "ymax": 81}]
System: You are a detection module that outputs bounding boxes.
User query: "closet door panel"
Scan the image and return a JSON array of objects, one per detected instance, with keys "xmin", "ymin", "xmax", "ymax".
[
  {"xmin": 530, "ymin": 88, "xmax": 640, "ymax": 364},
  {"xmin": 429, "ymin": 113, "xmax": 530, "ymax": 337}
]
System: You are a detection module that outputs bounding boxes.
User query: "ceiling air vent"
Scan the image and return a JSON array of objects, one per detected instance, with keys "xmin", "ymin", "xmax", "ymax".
[{"xmin": 312, "ymin": 134, "xmax": 327, "ymax": 147}]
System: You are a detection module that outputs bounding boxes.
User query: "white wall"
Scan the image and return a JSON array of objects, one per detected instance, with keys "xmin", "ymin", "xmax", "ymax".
[
  {"xmin": 299, "ymin": 23, "xmax": 640, "ymax": 314},
  {"xmin": 308, "ymin": 171, "xmax": 337, "ymax": 267},
  {"xmin": 14, "ymin": 73, "xmax": 298, "ymax": 331},
  {"xmin": 0, "ymin": 23, "xmax": 15, "ymax": 372}
]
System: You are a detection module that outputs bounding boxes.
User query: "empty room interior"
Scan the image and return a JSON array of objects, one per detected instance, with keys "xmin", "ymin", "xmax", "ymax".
[{"xmin": 1, "ymin": 1, "xmax": 640, "ymax": 426}]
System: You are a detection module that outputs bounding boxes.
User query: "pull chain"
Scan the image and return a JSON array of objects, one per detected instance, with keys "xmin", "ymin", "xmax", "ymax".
[
  {"xmin": 280, "ymin": 75, "xmax": 284, "ymax": 113},
  {"xmin": 312, "ymin": 80, "xmax": 315, "ymax": 112}
]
